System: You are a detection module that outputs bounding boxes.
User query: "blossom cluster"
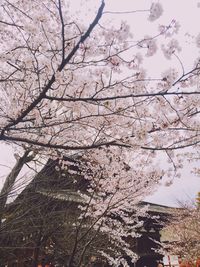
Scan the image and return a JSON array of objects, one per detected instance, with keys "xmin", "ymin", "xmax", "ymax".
[{"xmin": 0, "ymin": 0, "xmax": 200, "ymax": 265}]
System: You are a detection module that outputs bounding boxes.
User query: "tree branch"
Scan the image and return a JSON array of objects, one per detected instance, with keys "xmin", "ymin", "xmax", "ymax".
[
  {"xmin": 1, "ymin": 0, "xmax": 105, "ymax": 136},
  {"xmin": 0, "ymin": 150, "xmax": 34, "ymax": 223},
  {"xmin": 45, "ymin": 91, "xmax": 200, "ymax": 103},
  {"xmin": 2, "ymin": 134, "xmax": 130, "ymax": 151}
]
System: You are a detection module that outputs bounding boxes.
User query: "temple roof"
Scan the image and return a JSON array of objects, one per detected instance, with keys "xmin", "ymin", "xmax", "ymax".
[
  {"xmin": 36, "ymin": 189, "xmax": 176, "ymax": 216},
  {"xmin": 139, "ymin": 201, "xmax": 176, "ymax": 215}
]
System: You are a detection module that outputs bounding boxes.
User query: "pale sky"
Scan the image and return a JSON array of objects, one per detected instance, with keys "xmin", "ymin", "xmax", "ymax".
[{"xmin": 0, "ymin": 0, "xmax": 200, "ymax": 207}]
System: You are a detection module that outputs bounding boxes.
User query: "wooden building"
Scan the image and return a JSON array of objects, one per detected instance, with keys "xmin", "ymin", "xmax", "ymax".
[{"xmin": 0, "ymin": 159, "xmax": 173, "ymax": 267}]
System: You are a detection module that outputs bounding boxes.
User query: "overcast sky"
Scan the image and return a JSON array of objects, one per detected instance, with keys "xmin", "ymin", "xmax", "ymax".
[{"xmin": 0, "ymin": 0, "xmax": 199, "ymax": 207}]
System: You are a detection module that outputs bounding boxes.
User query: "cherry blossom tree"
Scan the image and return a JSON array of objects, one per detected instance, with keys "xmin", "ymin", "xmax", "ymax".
[
  {"xmin": 0, "ymin": 0, "xmax": 200, "ymax": 266},
  {"xmin": 162, "ymin": 201, "xmax": 200, "ymax": 263}
]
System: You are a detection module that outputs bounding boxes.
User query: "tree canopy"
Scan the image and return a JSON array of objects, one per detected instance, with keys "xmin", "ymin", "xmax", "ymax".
[{"xmin": 0, "ymin": 0, "xmax": 200, "ymax": 266}]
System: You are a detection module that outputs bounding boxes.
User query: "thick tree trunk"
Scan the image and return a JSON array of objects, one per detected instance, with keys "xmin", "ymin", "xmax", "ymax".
[{"xmin": 0, "ymin": 150, "xmax": 33, "ymax": 224}]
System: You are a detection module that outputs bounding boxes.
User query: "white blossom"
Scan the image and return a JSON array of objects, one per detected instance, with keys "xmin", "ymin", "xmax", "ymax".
[
  {"xmin": 159, "ymin": 20, "xmax": 180, "ymax": 38},
  {"xmin": 139, "ymin": 36, "xmax": 158, "ymax": 57},
  {"xmin": 162, "ymin": 39, "xmax": 181, "ymax": 59},
  {"xmin": 161, "ymin": 68, "xmax": 178, "ymax": 88},
  {"xmin": 148, "ymin": 3, "xmax": 163, "ymax": 22},
  {"xmin": 196, "ymin": 33, "xmax": 200, "ymax": 48}
]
